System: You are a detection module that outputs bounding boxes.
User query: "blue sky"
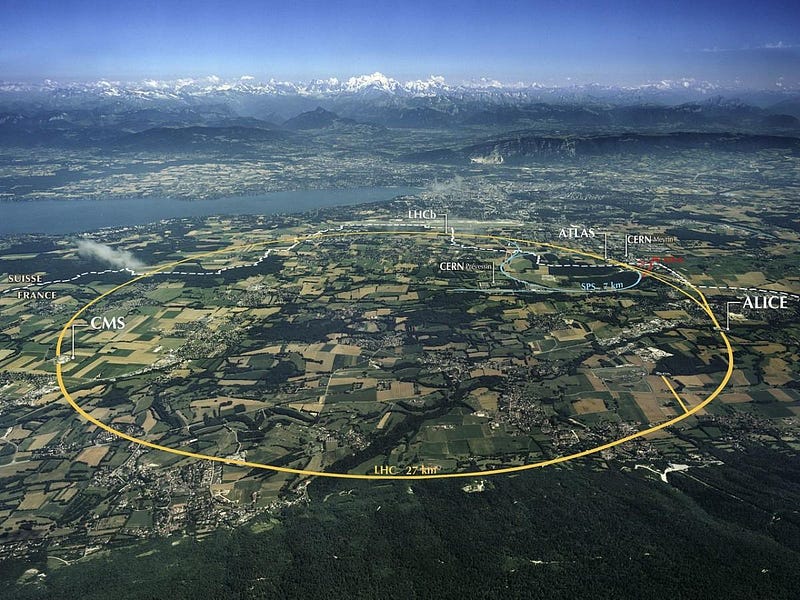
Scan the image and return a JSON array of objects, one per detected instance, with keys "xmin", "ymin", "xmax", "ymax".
[{"xmin": 1, "ymin": 0, "xmax": 799, "ymax": 87}]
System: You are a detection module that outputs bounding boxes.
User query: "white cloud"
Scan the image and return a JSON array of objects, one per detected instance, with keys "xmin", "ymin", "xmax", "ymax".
[
  {"xmin": 701, "ymin": 41, "xmax": 800, "ymax": 53},
  {"xmin": 76, "ymin": 239, "xmax": 146, "ymax": 271}
]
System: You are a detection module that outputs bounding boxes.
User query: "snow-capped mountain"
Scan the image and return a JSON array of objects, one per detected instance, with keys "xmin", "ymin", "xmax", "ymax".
[
  {"xmin": 2, "ymin": 73, "xmax": 797, "ymax": 120},
  {"xmin": 1, "ymin": 72, "xmax": 798, "ymax": 141},
  {"xmin": 5, "ymin": 71, "xmax": 793, "ymax": 103},
  {"xmin": 0, "ymin": 72, "xmax": 435, "ymax": 99}
]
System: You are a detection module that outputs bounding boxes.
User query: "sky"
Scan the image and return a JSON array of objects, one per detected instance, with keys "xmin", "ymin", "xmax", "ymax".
[{"xmin": 1, "ymin": 0, "xmax": 799, "ymax": 87}]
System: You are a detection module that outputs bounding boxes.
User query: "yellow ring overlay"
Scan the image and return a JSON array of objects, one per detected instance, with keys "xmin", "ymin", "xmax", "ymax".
[{"xmin": 56, "ymin": 230, "xmax": 734, "ymax": 480}]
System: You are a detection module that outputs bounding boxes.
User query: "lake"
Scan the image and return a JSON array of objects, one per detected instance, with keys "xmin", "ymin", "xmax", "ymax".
[{"xmin": 0, "ymin": 187, "xmax": 417, "ymax": 236}]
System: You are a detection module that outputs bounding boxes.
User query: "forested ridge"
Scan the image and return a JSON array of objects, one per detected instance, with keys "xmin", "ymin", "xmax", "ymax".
[{"xmin": 4, "ymin": 447, "xmax": 800, "ymax": 599}]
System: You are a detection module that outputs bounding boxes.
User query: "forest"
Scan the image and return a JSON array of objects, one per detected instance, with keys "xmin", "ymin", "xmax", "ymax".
[{"xmin": 4, "ymin": 445, "xmax": 800, "ymax": 599}]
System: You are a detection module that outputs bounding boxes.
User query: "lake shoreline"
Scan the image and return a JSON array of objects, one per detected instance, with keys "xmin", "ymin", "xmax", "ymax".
[{"xmin": 0, "ymin": 186, "xmax": 419, "ymax": 237}]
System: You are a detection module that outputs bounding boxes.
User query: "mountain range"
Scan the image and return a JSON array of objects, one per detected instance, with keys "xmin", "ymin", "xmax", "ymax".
[
  {"xmin": 2, "ymin": 72, "xmax": 799, "ymax": 111},
  {"xmin": 1, "ymin": 73, "xmax": 799, "ymax": 151},
  {"xmin": 405, "ymin": 132, "xmax": 800, "ymax": 164}
]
